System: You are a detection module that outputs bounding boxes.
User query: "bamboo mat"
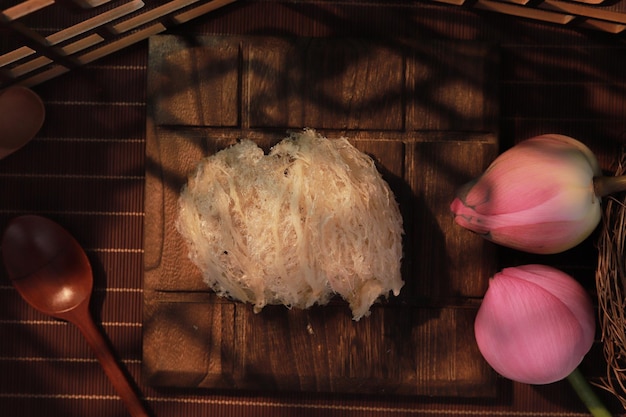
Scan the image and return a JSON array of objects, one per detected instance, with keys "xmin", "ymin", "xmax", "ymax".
[{"xmin": 2, "ymin": 1, "xmax": 626, "ymax": 416}]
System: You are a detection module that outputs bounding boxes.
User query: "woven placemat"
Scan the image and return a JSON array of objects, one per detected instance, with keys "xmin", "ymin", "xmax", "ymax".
[{"xmin": 1, "ymin": 1, "xmax": 625, "ymax": 416}]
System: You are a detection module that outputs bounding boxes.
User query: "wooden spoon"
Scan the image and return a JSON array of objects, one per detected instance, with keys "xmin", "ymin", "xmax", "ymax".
[
  {"xmin": 0, "ymin": 86, "xmax": 45, "ymax": 159},
  {"xmin": 1, "ymin": 215, "xmax": 150, "ymax": 417}
]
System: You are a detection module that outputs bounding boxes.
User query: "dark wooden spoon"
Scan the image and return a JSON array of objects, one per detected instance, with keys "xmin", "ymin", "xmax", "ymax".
[
  {"xmin": 1, "ymin": 215, "xmax": 149, "ymax": 417},
  {"xmin": 0, "ymin": 86, "xmax": 45, "ymax": 159}
]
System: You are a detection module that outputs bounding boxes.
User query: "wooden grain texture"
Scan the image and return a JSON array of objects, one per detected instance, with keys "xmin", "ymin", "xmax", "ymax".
[{"xmin": 144, "ymin": 35, "xmax": 499, "ymax": 396}]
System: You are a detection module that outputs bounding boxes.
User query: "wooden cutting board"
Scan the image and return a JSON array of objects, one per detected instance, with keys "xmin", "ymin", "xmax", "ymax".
[{"xmin": 143, "ymin": 34, "xmax": 500, "ymax": 396}]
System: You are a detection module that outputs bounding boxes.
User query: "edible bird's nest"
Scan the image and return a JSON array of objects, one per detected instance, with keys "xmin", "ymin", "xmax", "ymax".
[{"xmin": 176, "ymin": 129, "xmax": 404, "ymax": 321}]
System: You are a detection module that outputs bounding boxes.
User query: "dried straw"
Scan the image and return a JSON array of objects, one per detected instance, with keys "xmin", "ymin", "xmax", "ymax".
[{"xmin": 596, "ymin": 152, "xmax": 626, "ymax": 409}]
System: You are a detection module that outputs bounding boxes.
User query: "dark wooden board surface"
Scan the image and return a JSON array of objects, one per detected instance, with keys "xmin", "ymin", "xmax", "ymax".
[{"xmin": 143, "ymin": 34, "xmax": 500, "ymax": 396}]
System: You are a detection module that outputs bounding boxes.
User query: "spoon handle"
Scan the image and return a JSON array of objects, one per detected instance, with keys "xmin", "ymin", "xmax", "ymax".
[{"xmin": 74, "ymin": 311, "xmax": 150, "ymax": 417}]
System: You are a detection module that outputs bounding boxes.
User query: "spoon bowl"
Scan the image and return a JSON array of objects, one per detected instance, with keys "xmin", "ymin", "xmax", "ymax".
[
  {"xmin": 0, "ymin": 86, "xmax": 45, "ymax": 159},
  {"xmin": 2, "ymin": 215, "xmax": 149, "ymax": 417},
  {"xmin": 3, "ymin": 215, "xmax": 92, "ymax": 316}
]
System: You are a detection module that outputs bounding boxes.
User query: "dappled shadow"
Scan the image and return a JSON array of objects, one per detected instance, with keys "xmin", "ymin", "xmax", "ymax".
[{"xmin": 143, "ymin": 23, "xmax": 500, "ymax": 398}]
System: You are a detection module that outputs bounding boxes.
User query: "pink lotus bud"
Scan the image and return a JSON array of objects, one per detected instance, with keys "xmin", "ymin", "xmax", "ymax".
[
  {"xmin": 474, "ymin": 264, "xmax": 595, "ymax": 385},
  {"xmin": 450, "ymin": 134, "xmax": 602, "ymax": 254}
]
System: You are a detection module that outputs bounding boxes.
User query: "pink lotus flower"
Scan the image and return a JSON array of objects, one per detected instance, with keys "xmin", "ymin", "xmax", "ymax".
[
  {"xmin": 474, "ymin": 264, "xmax": 595, "ymax": 385},
  {"xmin": 450, "ymin": 134, "xmax": 602, "ymax": 254}
]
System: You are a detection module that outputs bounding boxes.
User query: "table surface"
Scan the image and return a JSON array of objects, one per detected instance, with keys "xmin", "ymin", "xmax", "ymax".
[{"xmin": 2, "ymin": 1, "xmax": 626, "ymax": 416}]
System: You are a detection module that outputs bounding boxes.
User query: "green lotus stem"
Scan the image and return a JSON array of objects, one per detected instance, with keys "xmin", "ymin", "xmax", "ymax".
[
  {"xmin": 594, "ymin": 175, "xmax": 626, "ymax": 198},
  {"xmin": 567, "ymin": 367, "xmax": 612, "ymax": 417}
]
